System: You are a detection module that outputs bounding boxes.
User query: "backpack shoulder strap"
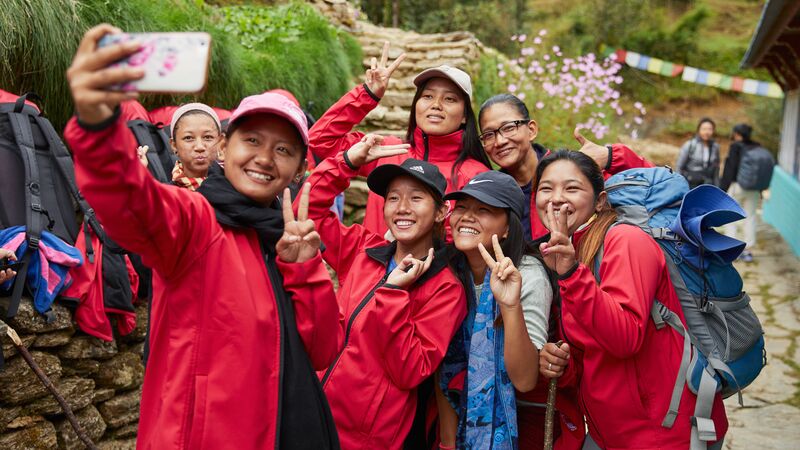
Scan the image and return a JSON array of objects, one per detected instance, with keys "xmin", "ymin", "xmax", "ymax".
[{"xmin": 127, "ymin": 120, "xmax": 170, "ymax": 183}]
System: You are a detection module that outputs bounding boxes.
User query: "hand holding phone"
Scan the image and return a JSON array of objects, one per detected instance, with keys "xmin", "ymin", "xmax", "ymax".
[{"xmin": 98, "ymin": 32, "xmax": 212, "ymax": 93}]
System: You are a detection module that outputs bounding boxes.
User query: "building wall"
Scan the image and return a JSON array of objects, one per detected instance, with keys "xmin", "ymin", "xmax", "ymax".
[{"xmin": 764, "ymin": 89, "xmax": 800, "ymax": 256}]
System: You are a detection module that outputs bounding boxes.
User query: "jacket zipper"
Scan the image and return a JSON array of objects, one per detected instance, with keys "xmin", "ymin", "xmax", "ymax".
[
  {"xmin": 320, "ymin": 273, "xmax": 390, "ymax": 386},
  {"xmin": 264, "ymin": 253, "xmax": 286, "ymax": 450},
  {"xmin": 422, "ymin": 132, "xmax": 430, "ymax": 161}
]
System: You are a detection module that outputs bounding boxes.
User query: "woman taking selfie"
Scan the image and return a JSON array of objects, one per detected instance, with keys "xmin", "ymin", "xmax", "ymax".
[
  {"xmin": 65, "ymin": 25, "xmax": 341, "ymax": 450},
  {"xmin": 309, "ymin": 43, "xmax": 490, "ymax": 236},
  {"xmin": 302, "ymin": 135, "xmax": 467, "ymax": 449},
  {"xmin": 535, "ymin": 150, "xmax": 728, "ymax": 449}
]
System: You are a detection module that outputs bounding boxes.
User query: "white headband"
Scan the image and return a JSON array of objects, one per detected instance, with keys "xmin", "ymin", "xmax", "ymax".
[{"xmin": 170, "ymin": 103, "xmax": 222, "ymax": 139}]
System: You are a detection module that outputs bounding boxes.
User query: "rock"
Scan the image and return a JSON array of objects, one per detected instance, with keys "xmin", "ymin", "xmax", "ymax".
[
  {"xmin": 0, "ymin": 405, "xmax": 23, "ymax": 432},
  {"xmin": 61, "ymin": 358, "xmax": 101, "ymax": 377},
  {"xmin": 2, "ymin": 334, "xmax": 36, "ymax": 360},
  {"xmin": 32, "ymin": 328, "xmax": 75, "ymax": 348},
  {"xmin": 98, "ymin": 388, "xmax": 140, "ymax": 428},
  {"xmin": 55, "ymin": 405, "xmax": 106, "ymax": 450},
  {"xmin": 92, "ymin": 388, "xmax": 115, "ymax": 404},
  {"xmin": 27, "ymin": 377, "xmax": 95, "ymax": 416},
  {"xmin": 94, "ymin": 352, "xmax": 144, "ymax": 390},
  {"xmin": 59, "ymin": 336, "xmax": 117, "ymax": 360},
  {"xmin": 723, "ymin": 403, "xmax": 800, "ymax": 449},
  {"xmin": 5, "ymin": 414, "xmax": 45, "ymax": 429},
  {"xmin": 106, "ymin": 422, "xmax": 137, "ymax": 440},
  {"xmin": 6, "ymin": 300, "xmax": 73, "ymax": 334},
  {"xmin": 97, "ymin": 439, "xmax": 136, "ymax": 450},
  {"xmin": 121, "ymin": 303, "xmax": 148, "ymax": 343},
  {"xmin": 0, "ymin": 351, "xmax": 62, "ymax": 404},
  {"xmin": 126, "ymin": 342, "xmax": 145, "ymax": 358},
  {"xmin": 0, "ymin": 420, "xmax": 58, "ymax": 450},
  {"xmin": 345, "ymin": 179, "xmax": 369, "ymax": 207}
]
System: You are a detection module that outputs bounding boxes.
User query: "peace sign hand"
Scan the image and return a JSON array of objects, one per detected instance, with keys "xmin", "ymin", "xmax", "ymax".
[
  {"xmin": 276, "ymin": 183, "xmax": 320, "ymax": 263},
  {"xmin": 345, "ymin": 134, "xmax": 409, "ymax": 167},
  {"xmin": 478, "ymin": 235, "xmax": 522, "ymax": 309},
  {"xmin": 539, "ymin": 203, "xmax": 577, "ymax": 275},
  {"xmin": 366, "ymin": 41, "xmax": 407, "ymax": 99},
  {"xmin": 386, "ymin": 248, "xmax": 435, "ymax": 289}
]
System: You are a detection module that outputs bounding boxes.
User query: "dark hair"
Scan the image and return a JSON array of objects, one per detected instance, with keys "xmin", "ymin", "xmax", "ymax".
[
  {"xmin": 224, "ymin": 114, "xmax": 308, "ymax": 158},
  {"xmin": 534, "ymin": 150, "xmax": 616, "ymax": 275},
  {"xmin": 732, "ymin": 123, "xmax": 753, "ymax": 142},
  {"xmin": 405, "ymin": 78, "xmax": 490, "ymax": 188},
  {"xmin": 478, "ymin": 93, "xmax": 531, "ymax": 123},
  {"xmin": 172, "ymin": 110, "xmax": 221, "ymax": 140},
  {"xmin": 696, "ymin": 117, "xmax": 716, "ymax": 133}
]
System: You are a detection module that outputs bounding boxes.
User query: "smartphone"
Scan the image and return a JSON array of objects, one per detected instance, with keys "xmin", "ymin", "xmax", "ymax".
[{"xmin": 98, "ymin": 32, "xmax": 212, "ymax": 93}]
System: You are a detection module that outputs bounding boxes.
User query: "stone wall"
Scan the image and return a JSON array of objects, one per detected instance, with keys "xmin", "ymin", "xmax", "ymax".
[{"xmin": 0, "ymin": 299, "xmax": 146, "ymax": 449}]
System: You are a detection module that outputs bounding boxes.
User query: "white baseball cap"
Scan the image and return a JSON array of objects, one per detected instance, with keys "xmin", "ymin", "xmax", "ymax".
[{"xmin": 413, "ymin": 65, "xmax": 473, "ymax": 99}]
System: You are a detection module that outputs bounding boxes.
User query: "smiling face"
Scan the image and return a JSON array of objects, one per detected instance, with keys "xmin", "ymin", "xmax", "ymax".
[
  {"xmin": 449, "ymin": 196, "xmax": 509, "ymax": 253},
  {"xmin": 170, "ymin": 112, "xmax": 221, "ymax": 178},
  {"xmin": 535, "ymin": 159, "xmax": 605, "ymax": 235},
  {"xmin": 414, "ymin": 77, "xmax": 467, "ymax": 136},
  {"xmin": 220, "ymin": 114, "xmax": 306, "ymax": 205},
  {"xmin": 384, "ymin": 175, "xmax": 445, "ymax": 247},
  {"xmin": 479, "ymin": 102, "xmax": 538, "ymax": 171}
]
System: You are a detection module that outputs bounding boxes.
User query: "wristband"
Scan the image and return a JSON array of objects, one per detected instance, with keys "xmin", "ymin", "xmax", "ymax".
[
  {"xmin": 342, "ymin": 150, "xmax": 358, "ymax": 171},
  {"xmin": 362, "ymin": 83, "xmax": 381, "ymax": 103},
  {"xmin": 558, "ymin": 261, "xmax": 580, "ymax": 280},
  {"xmin": 76, "ymin": 105, "xmax": 121, "ymax": 131}
]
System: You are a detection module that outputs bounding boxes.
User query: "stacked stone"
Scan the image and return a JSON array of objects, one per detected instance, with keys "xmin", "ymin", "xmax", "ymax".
[{"xmin": 0, "ymin": 299, "xmax": 147, "ymax": 450}]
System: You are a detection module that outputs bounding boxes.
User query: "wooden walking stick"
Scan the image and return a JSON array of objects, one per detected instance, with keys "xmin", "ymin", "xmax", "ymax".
[
  {"xmin": 543, "ymin": 340, "xmax": 563, "ymax": 450},
  {"xmin": 1, "ymin": 320, "xmax": 98, "ymax": 450}
]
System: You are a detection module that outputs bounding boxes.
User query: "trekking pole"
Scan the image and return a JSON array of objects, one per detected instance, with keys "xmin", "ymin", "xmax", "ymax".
[
  {"xmin": 1, "ymin": 320, "xmax": 98, "ymax": 450},
  {"xmin": 543, "ymin": 340, "xmax": 563, "ymax": 450}
]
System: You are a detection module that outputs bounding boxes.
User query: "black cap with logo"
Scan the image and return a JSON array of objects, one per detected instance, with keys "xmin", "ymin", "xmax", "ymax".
[
  {"xmin": 367, "ymin": 158, "xmax": 447, "ymax": 200},
  {"xmin": 444, "ymin": 171, "xmax": 525, "ymax": 218}
]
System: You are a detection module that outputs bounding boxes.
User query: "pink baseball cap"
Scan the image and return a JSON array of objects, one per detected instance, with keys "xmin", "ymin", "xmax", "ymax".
[{"xmin": 228, "ymin": 92, "xmax": 309, "ymax": 145}]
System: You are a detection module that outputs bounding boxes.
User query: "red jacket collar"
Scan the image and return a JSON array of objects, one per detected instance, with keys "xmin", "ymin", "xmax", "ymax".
[{"xmin": 412, "ymin": 127, "xmax": 464, "ymax": 163}]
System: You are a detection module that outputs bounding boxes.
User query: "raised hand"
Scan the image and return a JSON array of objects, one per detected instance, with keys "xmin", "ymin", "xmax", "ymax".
[
  {"xmin": 276, "ymin": 183, "xmax": 320, "ymax": 263},
  {"xmin": 67, "ymin": 24, "xmax": 145, "ymax": 125},
  {"xmin": 365, "ymin": 41, "xmax": 407, "ymax": 99},
  {"xmin": 137, "ymin": 145, "xmax": 149, "ymax": 167},
  {"xmin": 345, "ymin": 134, "xmax": 409, "ymax": 167},
  {"xmin": 386, "ymin": 248, "xmax": 434, "ymax": 289},
  {"xmin": 539, "ymin": 202, "xmax": 577, "ymax": 275},
  {"xmin": 478, "ymin": 235, "xmax": 522, "ymax": 309},
  {"xmin": 574, "ymin": 127, "xmax": 609, "ymax": 170},
  {"xmin": 539, "ymin": 341, "xmax": 570, "ymax": 379}
]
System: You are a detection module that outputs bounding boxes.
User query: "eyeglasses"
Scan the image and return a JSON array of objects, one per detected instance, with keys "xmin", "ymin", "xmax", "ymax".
[{"xmin": 479, "ymin": 120, "xmax": 530, "ymax": 147}]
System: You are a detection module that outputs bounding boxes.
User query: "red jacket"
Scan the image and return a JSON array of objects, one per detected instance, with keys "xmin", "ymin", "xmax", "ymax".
[
  {"xmin": 308, "ymin": 84, "xmax": 488, "ymax": 237},
  {"xmin": 64, "ymin": 113, "xmax": 340, "ymax": 450},
  {"xmin": 557, "ymin": 224, "xmax": 728, "ymax": 450},
  {"xmin": 148, "ymin": 105, "xmax": 232, "ymax": 125},
  {"xmin": 304, "ymin": 152, "xmax": 468, "ymax": 449},
  {"xmin": 527, "ymin": 144, "xmax": 654, "ymax": 241}
]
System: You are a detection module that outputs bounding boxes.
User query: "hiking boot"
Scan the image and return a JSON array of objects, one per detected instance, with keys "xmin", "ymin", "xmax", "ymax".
[{"xmin": 739, "ymin": 250, "xmax": 754, "ymax": 263}]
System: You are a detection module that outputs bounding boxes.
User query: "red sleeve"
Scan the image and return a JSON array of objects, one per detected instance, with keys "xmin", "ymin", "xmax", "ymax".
[
  {"xmin": 120, "ymin": 100, "xmax": 151, "ymax": 122},
  {"xmin": 64, "ymin": 113, "xmax": 218, "ymax": 279},
  {"xmin": 557, "ymin": 225, "xmax": 662, "ymax": 358},
  {"xmin": 605, "ymin": 143, "xmax": 654, "ymax": 176},
  {"xmin": 277, "ymin": 252, "xmax": 343, "ymax": 370},
  {"xmin": 369, "ymin": 279, "xmax": 467, "ymax": 390},
  {"xmin": 308, "ymin": 84, "xmax": 382, "ymax": 177},
  {"xmin": 454, "ymin": 159, "xmax": 490, "ymax": 190},
  {"xmin": 300, "ymin": 152, "xmax": 386, "ymax": 281}
]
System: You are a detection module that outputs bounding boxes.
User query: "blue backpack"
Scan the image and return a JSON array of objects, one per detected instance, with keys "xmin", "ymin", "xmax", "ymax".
[{"xmin": 596, "ymin": 167, "xmax": 766, "ymax": 449}]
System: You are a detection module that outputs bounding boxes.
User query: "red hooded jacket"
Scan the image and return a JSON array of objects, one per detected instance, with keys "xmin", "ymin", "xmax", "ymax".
[
  {"xmin": 308, "ymin": 84, "xmax": 489, "ymax": 237},
  {"xmin": 303, "ymin": 152, "xmax": 467, "ymax": 449},
  {"xmin": 64, "ymin": 113, "xmax": 340, "ymax": 450},
  {"xmin": 557, "ymin": 224, "xmax": 728, "ymax": 450}
]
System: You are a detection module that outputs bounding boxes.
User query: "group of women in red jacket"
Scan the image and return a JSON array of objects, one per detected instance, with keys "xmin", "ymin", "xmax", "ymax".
[{"xmin": 65, "ymin": 25, "xmax": 727, "ymax": 450}]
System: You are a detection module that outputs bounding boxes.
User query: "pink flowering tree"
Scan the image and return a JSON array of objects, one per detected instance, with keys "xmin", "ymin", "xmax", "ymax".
[{"xmin": 498, "ymin": 29, "xmax": 646, "ymax": 148}]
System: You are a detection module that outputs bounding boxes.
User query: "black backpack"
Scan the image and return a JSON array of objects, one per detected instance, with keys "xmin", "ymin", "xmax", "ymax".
[
  {"xmin": 127, "ymin": 119, "xmax": 177, "ymax": 183},
  {"xmin": 0, "ymin": 93, "xmax": 130, "ymax": 321},
  {"xmin": 736, "ymin": 145, "xmax": 775, "ymax": 191}
]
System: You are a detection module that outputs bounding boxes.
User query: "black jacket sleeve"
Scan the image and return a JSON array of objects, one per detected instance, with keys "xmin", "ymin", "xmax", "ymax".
[{"xmin": 719, "ymin": 142, "xmax": 743, "ymax": 192}]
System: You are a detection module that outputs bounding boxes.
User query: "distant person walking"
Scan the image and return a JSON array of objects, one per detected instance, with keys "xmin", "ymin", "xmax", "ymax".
[
  {"xmin": 720, "ymin": 124, "xmax": 775, "ymax": 262},
  {"xmin": 676, "ymin": 117, "xmax": 720, "ymax": 188}
]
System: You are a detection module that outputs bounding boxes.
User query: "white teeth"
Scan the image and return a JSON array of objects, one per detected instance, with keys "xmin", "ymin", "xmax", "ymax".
[
  {"xmin": 395, "ymin": 220, "xmax": 415, "ymax": 227},
  {"xmin": 458, "ymin": 227, "xmax": 479, "ymax": 235},
  {"xmin": 245, "ymin": 170, "xmax": 273, "ymax": 182}
]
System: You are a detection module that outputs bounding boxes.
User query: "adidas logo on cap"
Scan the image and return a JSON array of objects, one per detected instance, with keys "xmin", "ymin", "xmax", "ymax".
[{"xmin": 409, "ymin": 165, "xmax": 425, "ymax": 173}]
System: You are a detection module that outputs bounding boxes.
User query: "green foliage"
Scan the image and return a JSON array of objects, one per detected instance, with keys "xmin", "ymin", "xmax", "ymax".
[
  {"xmin": 746, "ymin": 96, "xmax": 783, "ymax": 153},
  {"xmin": 0, "ymin": 0, "xmax": 362, "ymax": 130},
  {"xmin": 472, "ymin": 51, "xmax": 507, "ymax": 109}
]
